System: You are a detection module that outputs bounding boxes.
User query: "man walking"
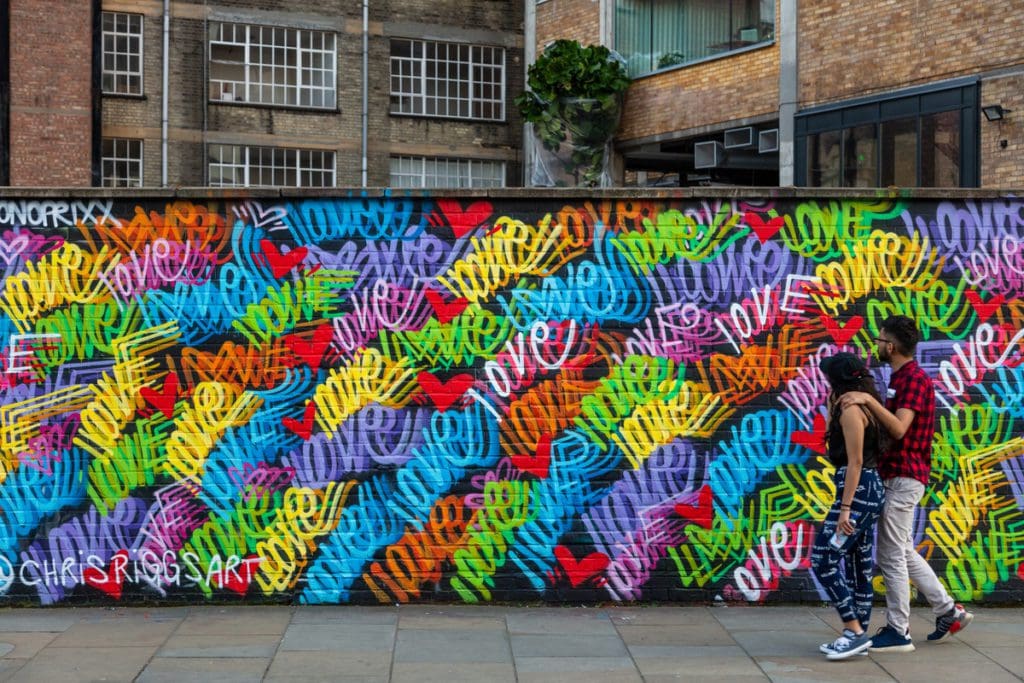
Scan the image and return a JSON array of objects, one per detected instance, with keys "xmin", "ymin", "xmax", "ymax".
[{"xmin": 842, "ymin": 315, "xmax": 973, "ymax": 652}]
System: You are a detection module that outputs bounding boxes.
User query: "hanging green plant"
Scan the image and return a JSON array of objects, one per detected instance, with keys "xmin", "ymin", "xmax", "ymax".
[{"xmin": 514, "ymin": 40, "xmax": 630, "ymax": 186}]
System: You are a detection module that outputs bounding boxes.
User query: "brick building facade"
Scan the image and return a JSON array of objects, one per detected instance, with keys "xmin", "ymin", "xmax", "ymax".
[
  {"xmin": 1, "ymin": 0, "xmax": 524, "ymax": 187},
  {"xmin": 529, "ymin": 0, "xmax": 1024, "ymax": 188}
]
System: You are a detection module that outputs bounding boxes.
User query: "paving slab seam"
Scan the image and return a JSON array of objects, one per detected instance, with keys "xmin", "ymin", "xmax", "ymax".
[
  {"xmin": 131, "ymin": 607, "xmax": 189, "ymax": 683},
  {"xmin": 388, "ymin": 607, "xmax": 399, "ymax": 682},
  {"xmin": 502, "ymin": 611, "xmax": 521, "ymax": 683},
  {"xmin": 707, "ymin": 606, "xmax": 771, "ymax": 682},
  {"xmin": 606, "ymin": 607, "xmax": 649, "ymax": 681},
  {"xmin": 260, "ymin": 605, "xmax": 296, "ymax": 682}
]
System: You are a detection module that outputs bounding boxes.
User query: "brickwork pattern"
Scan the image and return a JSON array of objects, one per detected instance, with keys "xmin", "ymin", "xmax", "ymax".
[
  {"xmin": 8, "ymin": 0, "xmax": 94, "ymax": 186},
  {"xmin": 0, "ymin": 190, "xmax": 1021, "ymax": 606}
]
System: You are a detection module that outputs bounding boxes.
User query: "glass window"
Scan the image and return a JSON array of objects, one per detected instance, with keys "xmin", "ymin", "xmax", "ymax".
[
  {"xmin": 881, "ymin": 117, "xmax": 917, "ymax": 187},
  {"xmin": 208, "ymin": 144, "xmax": 335, "ymax": 187},
  {"xmin": 920, "ymin": 110, "xmax": 960, "ymax": 187},
  {"xmin": 208, "ymin": 22, "xmax": 336, "ymax": 108},
  {"xmin": 389, "ymin": 156, "xmax": 506, "ymax": 188},
  {"xmin": 807, "ymin": 130, "xmax": 841, "ymax": 187},
  {"xmin": 843, "ymin": 124, "xmax": 877, "ymax": 187},
  {"xmin": 102, "ymin": 138, "xmax": 143, "ymax": 187},
  {"xmin": 102, "ymin": 12, "xmax": 143, "ymax": 95},
  {"xmin": 615, "ymin": 0, "xmax": 775, "ymax": 77},
  {"xmin": 390, "ymin": 39, "xmax": 505, "ymax": 121}
]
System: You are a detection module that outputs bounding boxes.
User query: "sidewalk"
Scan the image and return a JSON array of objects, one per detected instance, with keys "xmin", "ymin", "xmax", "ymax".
[{"xmin": 0, "ymin": 604, "xmax": 1019, "ymax": 682}]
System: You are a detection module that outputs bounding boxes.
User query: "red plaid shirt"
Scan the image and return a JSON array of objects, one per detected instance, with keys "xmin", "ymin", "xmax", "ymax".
[{"xmin": 879, "ymin": 360, "xmax": 935, "ymax": 485}]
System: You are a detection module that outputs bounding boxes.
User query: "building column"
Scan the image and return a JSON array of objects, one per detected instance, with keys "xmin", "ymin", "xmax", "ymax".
[{"xmin": 778, "ymin": 0, "xmax": 798, "ymax": 186}]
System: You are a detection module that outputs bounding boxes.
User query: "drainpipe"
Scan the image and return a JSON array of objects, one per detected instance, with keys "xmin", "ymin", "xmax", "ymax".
[
  {"xmin": 778, "ymin": 0, "xmax": 798, "ymax": 186},
  {"xmin": 361, "ymin": 0, "xmax": 368, "ymax": 187},
  {"xmin": 523, "ymin": 0, "xmax": 536, "ymax": 185},
  {"xmin": 161, "ymin": 0, "xmax": 170, "ymax": 186}
]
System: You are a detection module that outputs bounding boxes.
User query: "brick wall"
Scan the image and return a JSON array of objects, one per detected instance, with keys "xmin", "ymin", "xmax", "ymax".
[
  {"xmin": 0, "ymin": 188, "xmax": 1021, "ymax": 606},
  {"xmin": 798, "ymin": 0, "xmax": 1021, "ymax": 108},
  {"xmin": 97, "ymin": 0, "xmax": 522, "ymax": 187},
  {"xmin": 536, "ymin": 0, "xmax": 601, "ymax": 49},
  {"xmin": 9, "ymin": 0, "xmax": 94, "ymax": 186}
]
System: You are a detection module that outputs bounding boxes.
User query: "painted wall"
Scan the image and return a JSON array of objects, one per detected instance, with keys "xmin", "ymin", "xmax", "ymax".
[{"xmin": 0, "ymin": 192, "xmax": 1021, "ymax": 606}]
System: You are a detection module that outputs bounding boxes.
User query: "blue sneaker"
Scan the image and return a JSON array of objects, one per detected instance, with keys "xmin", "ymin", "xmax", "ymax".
[
  {"xmin": 822, "ymin": 629, "xmax": 873, "ymax": 660},
  {"xmin": 820, "ymin": 629, "xmax": 870, "ymax": 656},
  {"xmin": 869, "ymin": 625, "xmax": 915, "ymax": 653}
]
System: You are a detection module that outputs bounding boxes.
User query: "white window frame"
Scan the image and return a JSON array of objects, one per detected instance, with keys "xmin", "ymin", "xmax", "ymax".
[
  {"xmin": 208, "ymin": 22, "xmax": 337, "ymax": 109},
  {"xmin": 208, "ymin": 144, "xmax": 336, "ymax": 188},
  {"xmin": 390, "ymin": 38, "xmax": 506, "ymax": 121},
  {"xmin": 101, "ymin": 138, "xmax": 144, "ymax": 187},
  {"xmin": 389, "ymin": 156, "xmax": 506, "ymax": 188},
  {"xmin": 102, "ymin": 12, "xmax": 143, "ymax": 95}
]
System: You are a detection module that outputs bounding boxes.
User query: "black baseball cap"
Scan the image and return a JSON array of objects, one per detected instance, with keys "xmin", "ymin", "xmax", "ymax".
[{"xmin": 820, "ymin": 352, "xmax": 870, "ymax": 385}]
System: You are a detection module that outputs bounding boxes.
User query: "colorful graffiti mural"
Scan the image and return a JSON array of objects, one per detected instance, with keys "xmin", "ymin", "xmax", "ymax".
[{"xmin": 0, "ymin": 193, "xmax": 1021, "ymax": 605}]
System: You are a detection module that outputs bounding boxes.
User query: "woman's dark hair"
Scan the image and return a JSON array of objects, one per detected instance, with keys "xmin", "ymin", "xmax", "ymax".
[
  {"xmin": 825, "ymin": 374, "xmax": 891, "ymax": 455},
  {"xmin": 881, "ymin": 315, "xmax": 920, "ymax": 355}
]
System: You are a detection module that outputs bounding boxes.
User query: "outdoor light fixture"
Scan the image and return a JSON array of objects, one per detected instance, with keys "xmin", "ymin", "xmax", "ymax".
[{"xmin": 982, "ymin": 104, "xmax": 1013, "ymax": 121}]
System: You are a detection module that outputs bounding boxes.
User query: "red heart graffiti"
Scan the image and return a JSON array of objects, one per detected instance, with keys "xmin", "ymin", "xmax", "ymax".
[
  {"xmin": 215, "ymin": 555, "xmax": 260, "ymax": 596},
  {"xmin": 283, "ymin": 402, "xmax": 317, "ymax": 440},
  {"xmin": 425, "ymin": 288, "xmax": 470, "ymax": 324},
  {"xmin": 674, "ymin": 484, "xmax": 714, "ymax": 529},
  {"xmin": 283, "ymin": 323, "xmax": 334, "ymax": 367},
  {"xmin": 820, "ymin": 313, "xmax": 863, "ymax": 347},
  {"xmin": 511, "ymin": 433, "xmax": 552, "ymax": 478},
  {"xmin": 436, "ymin": 200, "xmax": 494, "ymax": 238},
  {"xmin": 745, "ymin": 212, "xmax": 785, "ymax": 243},
  {"xmin": 139, "ymin": 372, "xmax": 180, "ymax": 420},
  {"xmin": 965, "ymin": 290, "xmax": 1005, "ymax": 323},
  {"xmin": 1018, "ymin": 563, "xmax": 1024, "ymax": 582},
  {"xmin": 791, "ymin": 413, "xmax": 827, "ymax": 455},
  {"xmin": 417, "ymin": 371, "xmax": 474, "ymax": 413},
  {"xmin": 554, "ymin": 545, "xmax": 609, "ymax": 588},
  {"xmin": 260, "ymin": 239, "xmax": 309, "ymax": 278},
  {"xmin": 83, "ymin": 550, "xmax": 129, "ymax": 600}
]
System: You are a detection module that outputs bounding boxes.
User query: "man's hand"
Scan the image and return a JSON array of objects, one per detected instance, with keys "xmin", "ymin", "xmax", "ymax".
[{"xmin": 840, "ymin": 391, "xmax": 872, "ymax": 409}]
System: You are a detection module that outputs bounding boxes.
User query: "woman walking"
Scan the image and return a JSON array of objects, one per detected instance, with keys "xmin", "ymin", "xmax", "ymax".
[{"xmin": 812, "ymin": 351, "xmax": 886, "ymax": 660}]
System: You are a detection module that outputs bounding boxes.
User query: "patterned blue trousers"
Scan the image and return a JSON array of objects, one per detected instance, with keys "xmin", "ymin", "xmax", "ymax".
[{"xmin": 811, "ymin": 466, "xmax": 885, "ymax": 626}]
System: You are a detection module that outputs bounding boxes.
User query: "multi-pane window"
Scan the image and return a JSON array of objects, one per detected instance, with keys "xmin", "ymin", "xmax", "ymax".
[
  {"xmin": 389, "ymin": 156, "xmax": 505, "ymax": 188},
  {"xmin": 797, "ymin": 83, "xmax": 976, "ymax": 188},
  {"xmin": 102, "ymin": 139, "xmax": 143, "ymax": 187},
  {"xmin": 209, "ymin": 22, "xmax": 336, "ymax": 108},
  {"xmin": 102, "ymin": 12, "xmax": 143, "ymax": 95},
  {"xmin": 390, "ymin": 39, "xmax": 505, "ymax": 121},
  {"xmin": 615, "ymin": 0, "xmax": 775, "ymax": 77},
  {"xmin": 208, "ymin": 144, "xmax": 335, "ymax": 187}
]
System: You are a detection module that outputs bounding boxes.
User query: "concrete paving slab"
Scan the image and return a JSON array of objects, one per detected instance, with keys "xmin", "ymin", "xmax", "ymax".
[
  {"xmin": 730, "ymin": 629, "xmax": 839, "ymax": 657},
  {"xmin": 49, "ymin": 616, "xmax": 180, "ymax": 647},
  {"xmin": 755, "ymin": 655, "xmax": 897, "ymax": 682},
  {"xmin": 511, "ymin": 633, "xmax": 629, "ymax": 658},
  {"xmin": 398, "ymin": 614, "xmax": 506, "ymax": 631},
  {"xmin": 280, "ymin": 623, "xmax": 395, "ymax": 652},
  {"xmin": 616, "ymin": 623, "xmax": 738, "ymax": 647},
  {"xmin": 954, "ymin": 618, "xmax": 1024, "ymax": 647},
  {"xmin": 389, "ymin": 661, "xmax": 516, "ymax": 683},
  {"xmin": 177, "ymin": 606, "xmax": 294, "ymax": 635},
  {"xmin": 631, "ymin": 651, "xmax": 768, "ymax": 679},
  {"xmin": 136, "ymin": 657, "xmax": 271, "ymax": 683},
  {"xmin": 975, "ymin": 646, "xmax": 1024, "ymax": 677},
  {"xmin": 0, "ymin": 659, "xmax": 26, "ymax": 682},
  {"xmin": 265, "ymin": 650, "xmax": 392, "ymax": 679},
  {"xmin": 621, "ymin": 622, "xmax": 737, "ymax": 647},
  {"xmin": 712, "ymin": 606, "xmax": 830, "ymax": 631},
  {"xmin": 607, "ymin": 606, "xmax": 715, "ymax": 625},
  {"xmin": 517, "ymin": 670, "xmax": 643, "ymax": 683},
  {"xmin": 506, "ymin": 610, "xmax": 618, "ymax": 635},
  {"xmin": 873, "ymin": 653, "xmax": 1024, "ymax": 683},
  {"xmin": 6, "ymin": 645, "xmax": 154, "ymax": 683},
  {"xmin": 394, "ymin": 628, "xmax": 511, "ymax": 663},
  {"xmin": 77, "ymin": 606, "xmax": 189, "ymax": 623},
  {"xmin": 0, "ymin": 611, "xmax": 78, "ymax": 633},
  {"xmin": 0, "ymin": 632, "xmax": 58, "ymax": 659},
  {"xmin": 291, "ymin": 606, "xmax": 398, "ymax": 625},
  {"xmin": 158, "ymin": 633, "xmax": 281, "ymax": 658},
  {"xmin": 642, "ymin": 675, "xmax": 769, "ymax": 683},
  {"xmin": 514, "ymin": 655, "xmax": 640, "ymax": 674}
]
